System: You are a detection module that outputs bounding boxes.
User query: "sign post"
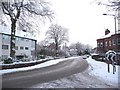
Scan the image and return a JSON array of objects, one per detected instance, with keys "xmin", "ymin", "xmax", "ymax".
[{"xmin": 108, "ymin": 63, "xmax": 110, "ymax": 73}]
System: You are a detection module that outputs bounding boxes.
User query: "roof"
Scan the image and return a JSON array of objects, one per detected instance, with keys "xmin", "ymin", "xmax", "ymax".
[
  {"xmin": 97, "ymin": 31, "xmax": 115, "ymax": 40},
  {"xmin": 97, "ymin": 32, "xmax": 120, "ymax": 41},
  {"xmin": 101, "ymin": 33, "xmax": 113, "ymax": 39},
  {"xmin": 0, "ymin": 25, "xmax": 36, "ymax": 41},
  {"xmin": 0, "ymin": 33, "xmax": 36, "ymax": 41}
]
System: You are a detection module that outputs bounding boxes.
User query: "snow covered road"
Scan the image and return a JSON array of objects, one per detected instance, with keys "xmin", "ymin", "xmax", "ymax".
[
  {"xmin": 2, "ymin": 57, "xmax": 88, "ymax": 88},
  {"xmin": 30, "ymin": 56, "xmax": 119, "ymax": 88},
  {"xmin": 1, "ymin": 56, "xmax": 119, "ymax": 88}
]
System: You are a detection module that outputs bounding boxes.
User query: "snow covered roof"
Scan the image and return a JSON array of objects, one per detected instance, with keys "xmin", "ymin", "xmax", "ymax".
[
  {"xmin": 0, "ymin": 25, "xmax": 36, "ymax": 40},
  {"xmin": 98, "ymin": 32, "xmax": 115, "ymax": 39},
  {"xmin": 101, "ymin": 33, "xmax": 113, "ymax": 38}
]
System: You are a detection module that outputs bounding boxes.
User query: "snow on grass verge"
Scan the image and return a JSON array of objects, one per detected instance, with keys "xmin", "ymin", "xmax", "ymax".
[
  {"xmin": 0, "ymin": 56, "xmax": 78, "ymax": 75},
  {"xmin": 86, "ymin": 56, "xmax": 119, "ymax": 87}
]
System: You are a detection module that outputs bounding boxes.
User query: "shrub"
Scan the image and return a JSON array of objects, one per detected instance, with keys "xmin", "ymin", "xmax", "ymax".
[
  {"xmin": 4, "ymin": 58, "xmax": 13, "ymax": 64},
  {"xmin": 37, "ymin": 55, "xmax": 45, "ymax": 59}
]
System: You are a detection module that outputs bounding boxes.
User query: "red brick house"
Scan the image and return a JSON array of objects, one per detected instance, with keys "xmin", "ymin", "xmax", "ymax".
[{"xmin": 97, "ymin": 29, "xmax": 120, "ymax": 55}]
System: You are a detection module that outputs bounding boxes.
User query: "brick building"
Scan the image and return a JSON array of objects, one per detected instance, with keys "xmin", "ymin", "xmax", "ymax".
[
  {"xmin": 97, "ymin": 9, "xmax": 120, "ymax": 55},
  {"xmin": 97, "ymin": 29, "xmax": 120, "ymax": 55}
]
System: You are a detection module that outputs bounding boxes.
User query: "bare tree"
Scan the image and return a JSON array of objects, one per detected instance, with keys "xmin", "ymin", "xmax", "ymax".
[
  {"xmin": 75, "ymin": 42, "xmax": 83, "ymax": 55},
  {"xmin": 69, "ymin": 42, "xmax": 83, "ymax": 56},
  {"xmin": 69, "ymin": 42, "xmax": 92, "ymax": 56},
  {"xmin": 0, "ymin": 0, "xmax": 54, "ymax": 58},
  {"xmin": 96, "ymin": 0, "xmax": 120, "ymax": 11},
  {"xmin": 46, "ymin": 24, "xmax": 69, "ymax": 56}
]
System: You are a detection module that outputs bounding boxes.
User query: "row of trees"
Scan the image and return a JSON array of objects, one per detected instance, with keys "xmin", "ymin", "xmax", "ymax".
[
  {"xmin": 69, "ymin": 42, "xmax": 92, "ymax": 56},
  {"xmin": 36, "ymin": 41, "xmax": 92, "ymax": 58},
  {"xmin": 36, "ymin": 23, "xmax": 92, "ymax": 57}
]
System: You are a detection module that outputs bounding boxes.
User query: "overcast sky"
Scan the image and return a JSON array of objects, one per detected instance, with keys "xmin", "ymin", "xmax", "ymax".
[
  {"xmin": 0, "ymin": 0, "xmax": 116, "ymax": 48},
  {"xmin": 37, "ymin": 0, "xmax": 116, "ymax": 48}
]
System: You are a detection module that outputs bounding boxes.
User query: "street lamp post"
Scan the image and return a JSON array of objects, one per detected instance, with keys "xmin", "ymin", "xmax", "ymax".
[{"xmin": 103, "ymin": 13, "xmax": 117, "ymax": 34}]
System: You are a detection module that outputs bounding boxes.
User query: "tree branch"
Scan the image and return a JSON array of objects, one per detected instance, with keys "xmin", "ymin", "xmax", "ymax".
[{"xmin": 2, "ymin": 2, "xmax": 10, "ymax": 16}]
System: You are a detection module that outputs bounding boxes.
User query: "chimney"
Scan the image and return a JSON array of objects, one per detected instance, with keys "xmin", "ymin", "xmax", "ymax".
[{"xmin": 105, "ymin": 29, "xmax": 110, "ymax": 35}]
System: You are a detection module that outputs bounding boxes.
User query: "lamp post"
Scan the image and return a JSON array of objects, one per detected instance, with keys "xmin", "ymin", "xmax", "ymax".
[{"xmin": 103, "ymin": 13, "xmax": 117, "ymax": 34}]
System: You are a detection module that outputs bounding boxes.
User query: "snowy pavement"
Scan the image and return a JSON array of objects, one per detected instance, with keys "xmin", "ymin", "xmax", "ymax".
[{"xmin": 86, "ymin": 56, "xmax": 119, "ymax": 87}]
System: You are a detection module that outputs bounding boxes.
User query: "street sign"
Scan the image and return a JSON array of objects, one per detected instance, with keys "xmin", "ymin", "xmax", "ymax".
[
  {"xmin": 105, "ymin": 50, "xmax": 116, "ymax": 62},
  {"xmin": 105, "ymin": 50, "xmax": 117, "ymax": 74}
]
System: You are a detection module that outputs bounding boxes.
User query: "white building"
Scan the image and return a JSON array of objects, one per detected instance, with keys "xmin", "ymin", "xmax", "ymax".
[{"xmin": 0, "ymin": 26, "xmax": 37, "ymax": 60}]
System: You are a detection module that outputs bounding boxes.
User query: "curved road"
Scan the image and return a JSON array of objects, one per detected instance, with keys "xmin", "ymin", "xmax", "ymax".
[{"xmin": 2, "ymin": 57, "xmax": 88, "ymax": 88}]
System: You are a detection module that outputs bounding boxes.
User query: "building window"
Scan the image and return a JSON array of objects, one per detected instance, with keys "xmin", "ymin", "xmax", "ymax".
[
  {"xmin": 15, "ymin": 46, "xmax": 18, "ymax": 50},
  {"xmin": 117, "ymin": 38, "xmax": 120, "ymax": 45},
  {"xmin": 2, "ymin": 55, "xmax": 8, "ymax": 59},
  {"xmin": 100, "ymin": 42, "xmax": 103, "ymax": 47},
  {"xmin": 97, "ymin": 42, "xmax": 100, "ymax": 47},
  {"xmin": 20, "ymin": 46, "xmax": 24, "ymax": 50},
  {"xmin": 25, "ymin": 47, "xmax": 29, "ymax": 50},
  {"xmin": 109, "ymin": 41, "xmax": 111, "ymax": 46},
  {"xmin": 105, "ymin": 41, "xmax": 107, "ymax": 47},
  {"xmin": 112, "ymin": 39, "xmax": 116, "ymax": 45},
  {"xmin": 2, "ymin": 45, "xmax": 9, "ymax": 50}
]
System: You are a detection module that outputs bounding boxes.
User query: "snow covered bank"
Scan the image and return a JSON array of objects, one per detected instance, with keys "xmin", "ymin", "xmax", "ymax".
[
  {"xmin": 86, "ymin": 56, "xmax": 119, "ymax": 87},
  {"xmin": 0, "ymin": 56, "xmax": 79, "ymax": 75}
]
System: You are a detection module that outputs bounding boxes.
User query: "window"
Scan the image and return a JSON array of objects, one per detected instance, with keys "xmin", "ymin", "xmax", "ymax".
[
  {"xmin": 117, "ymin": 38, "xmax": 120, "ymax": 45},
  {"xmin": 20, "ymin": 46, "xmax": 24, "ymax": 50},
  {"xmin": 109, "ymin": 41, "xmax": 111, "ymax": 46},
  {"xmin": 97, "ymin": 42, "xmax": 100, "ymax": 47},
  {"xmin": 100, "ymin": 42, "xmax": 103, "ymax": 47},
  {"xmin": 105, "ymin": 41, "xmax": 107, "ymax": 47},
  {"xmin": 2, "ymin": 55, "xmax": 8, "ymax": 59},
  {"xmin": 15, "ymin": 46, "xmax": 18, "ymax": 50},
  {"xmin": 2, "ymin": 45, "xmax": 9, "ymax": 50},
  {"xmin": 25, "ymin": 47, "xmax": 29, "ymax": 50},
  {"xmin": 112, "ymin": 39, "xmax": 116, "ymax": 45}
]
